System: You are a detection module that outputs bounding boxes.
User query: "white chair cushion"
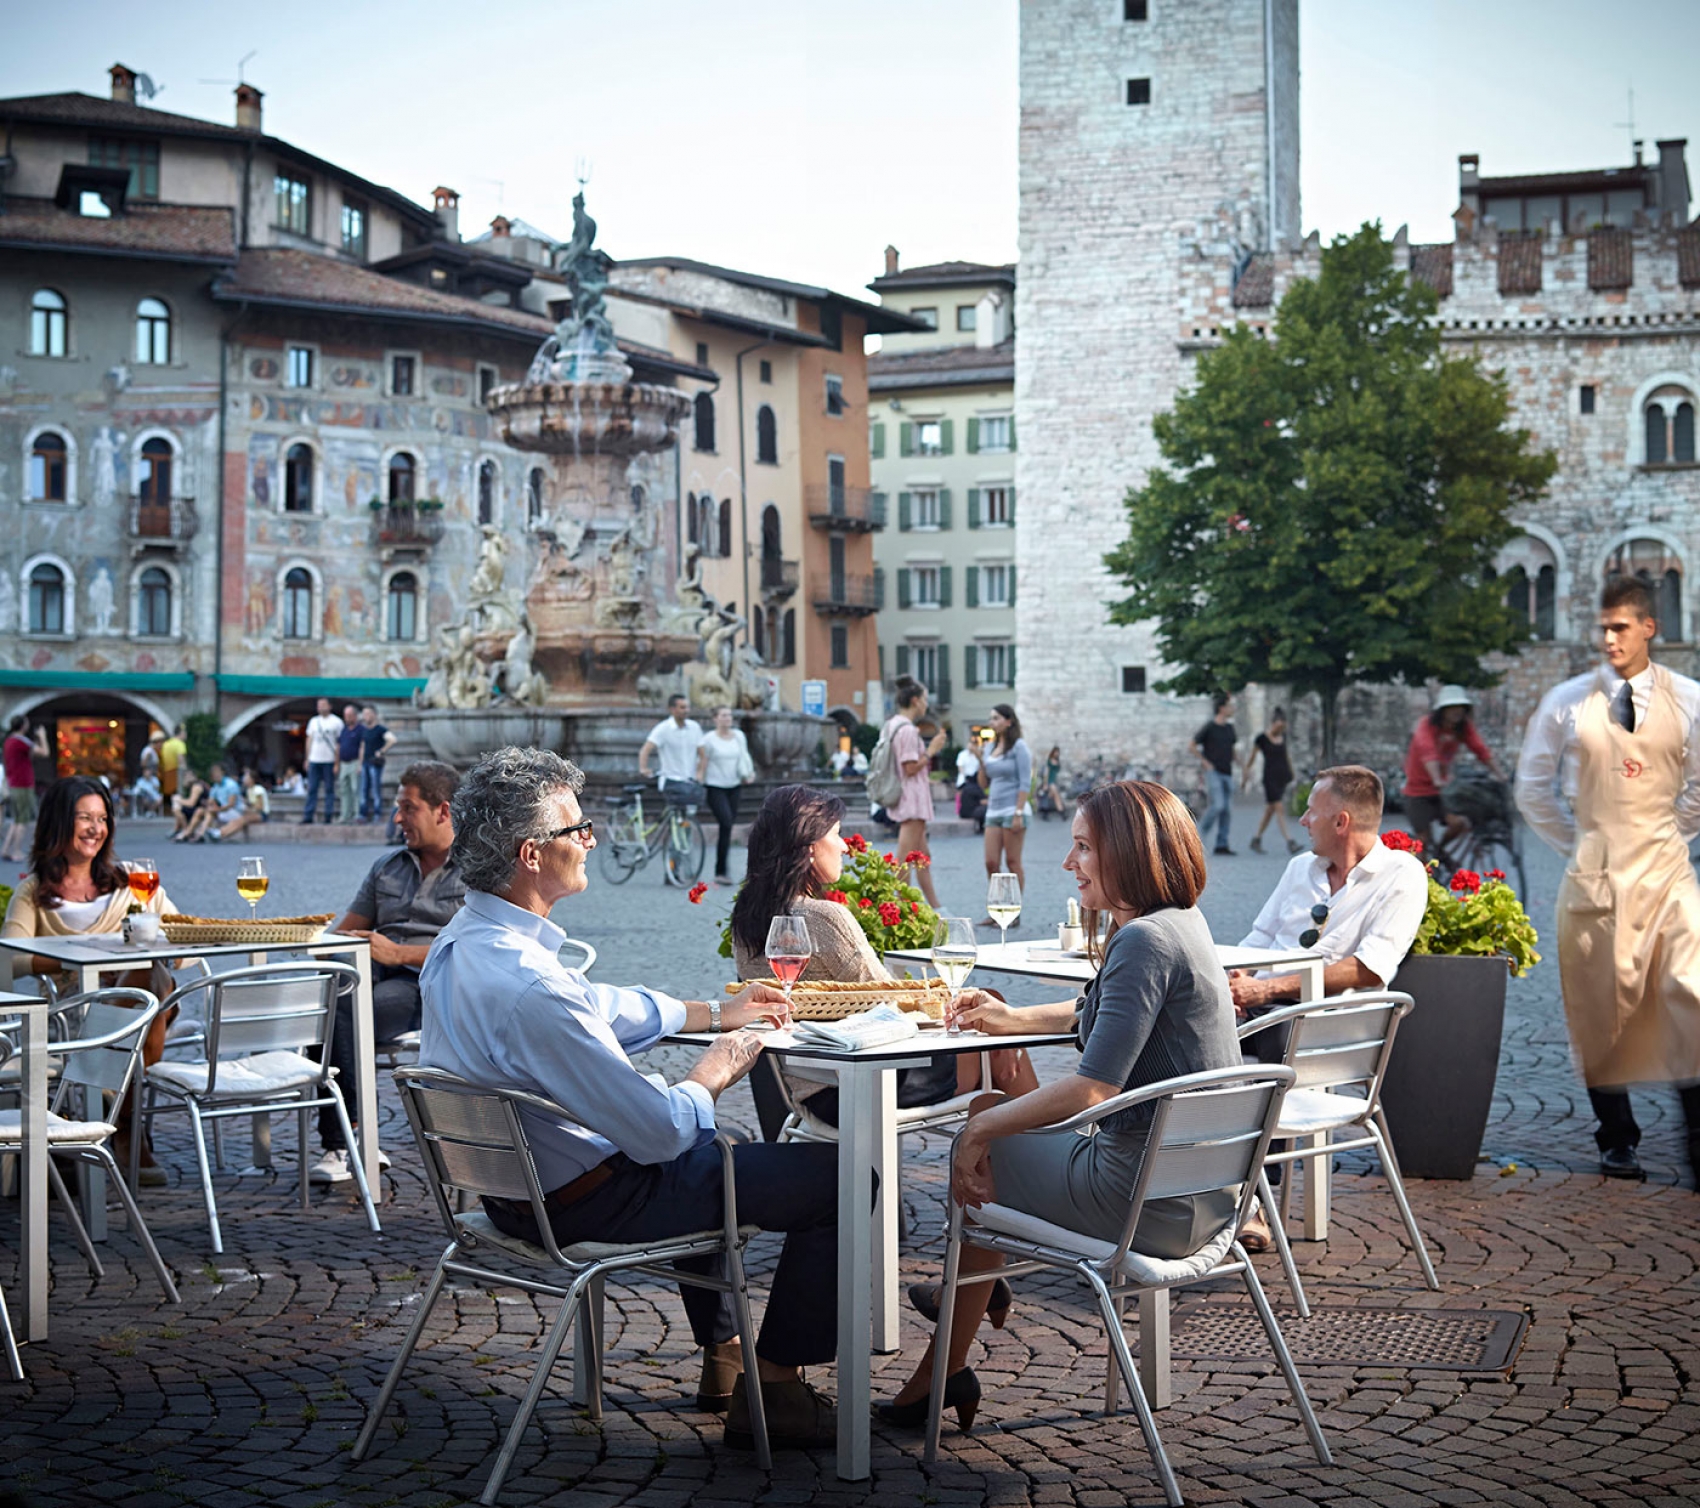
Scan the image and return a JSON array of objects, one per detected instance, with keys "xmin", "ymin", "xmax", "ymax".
[
  {"xmin": 1275, "ymin": 1087, "xmax": 1371, "ymax": 1136},
  {"xmin": 971, "ymin": 1200, "xmax": 1240, "ymax": 1286},
  {"xmin": 895, "ymin": 1092, "xmax": 979, "ymax": 1129},
  {"xmin": 0, "ymin": 1107, "xmax": 115, "ymax": 1143},
  {"xmin": 147, "ymin": 1051, "xmax": 323, "ymax": 1098},
  {"xmin": 453, "ymin": 1210, "xmax": 754, "ymax": 1266}
]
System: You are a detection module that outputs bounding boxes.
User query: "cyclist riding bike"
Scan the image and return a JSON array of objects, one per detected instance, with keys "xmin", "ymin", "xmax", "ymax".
[{"xmin": 1402, "ymin": 685, "xmax": 1508, "ymax": 860}]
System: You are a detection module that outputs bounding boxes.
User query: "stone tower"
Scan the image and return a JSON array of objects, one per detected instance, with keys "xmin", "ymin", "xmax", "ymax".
[{"xmin": 1015, "ymin": 0, "xmax": 1299, "ymax": 762}]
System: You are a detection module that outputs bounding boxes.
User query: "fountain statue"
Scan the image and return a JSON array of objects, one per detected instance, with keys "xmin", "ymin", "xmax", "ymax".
[{"xmin": 417, "ymin": 186, "xmax": 827, "ymax": 785}]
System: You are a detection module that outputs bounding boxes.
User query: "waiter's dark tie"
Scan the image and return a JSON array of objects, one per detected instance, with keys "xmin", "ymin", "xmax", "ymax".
[{"xmin": 1616, "ymin": 682, "xmax": 1636, "ymax": 732}]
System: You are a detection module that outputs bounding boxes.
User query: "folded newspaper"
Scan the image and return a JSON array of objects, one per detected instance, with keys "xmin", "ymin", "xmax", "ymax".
[{"xmin": 791, "ymin": 1003, "xmax": 921, "ymax": 1052}]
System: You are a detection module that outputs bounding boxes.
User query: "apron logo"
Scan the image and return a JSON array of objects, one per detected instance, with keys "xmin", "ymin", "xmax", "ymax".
[{"xmin": 1622, "ymin": 758, "xmax": 1644, "ymax": 778}]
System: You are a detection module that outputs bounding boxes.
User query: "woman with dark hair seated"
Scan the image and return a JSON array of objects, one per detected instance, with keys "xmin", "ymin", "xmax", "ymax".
[
  {"xmin": 877, "ymin": 781, "xmax": 1242, "ymax": 1431},
  {"xmin": 1, "ymin": 775, "xmax": 179, "ymax": 1181},
  {"xmin": 729, "ymin": 784, "xmax": 1034, "ymax": 1131}
]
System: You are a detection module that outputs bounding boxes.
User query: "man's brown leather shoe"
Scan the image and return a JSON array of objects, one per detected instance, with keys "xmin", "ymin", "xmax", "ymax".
[
  {"xmin": 723, "ymin": 1374, "xmax": 836, "ymax": 1451},
  {"xmin": 695, "ymin": 1340, "xmax": 742, "ymax": 1413}
]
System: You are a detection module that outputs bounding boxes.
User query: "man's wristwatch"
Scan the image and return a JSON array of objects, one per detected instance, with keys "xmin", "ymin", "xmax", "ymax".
[{"xmin": 709, "ymin": 1000, "xmax": 723, "ymax": 1033}]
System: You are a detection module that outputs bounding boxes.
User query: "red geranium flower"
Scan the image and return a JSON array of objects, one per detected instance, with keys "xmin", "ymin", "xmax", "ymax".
[
  {"xmin": 903, "ymin": 850, "xmax": 930, "ymax": 867},
  {"xmin": 1486, "ymin": 868, "xmax": 1506, "ymax": 882},
  {"xmin": 878, "ymin": 901, "xmax": 902, "ymax": 928},
  {"xmin": 687, "ymin": 882, "xmax": 708, "ymax": 904},
  {"xmin": 1381, "ymin": 829, "xmax": 1424, "ymax": 855},
  {"xmin": 858, "ymin": 896, "xmax": 874, "ymax": 909},
  {"xmin": 911, "ymin": 901, "xmax": 920, "ymax": 914},
  {"xmin": 824, "ymin": 889, "xmax": 848, "ymax": 905},
  {"xmin": 1448, "ymin": 869, "xmax": 1482, "ymax": 894},
  {"xmin": 845, "ymin": 833, "xmax": 869, "ymax": 853},
  {"xmin": 884, "ymin": 852, "xmax": 898, "ymax": 866}
]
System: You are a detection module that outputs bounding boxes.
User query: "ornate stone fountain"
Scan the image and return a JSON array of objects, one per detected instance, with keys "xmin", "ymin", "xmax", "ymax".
[{"xmin": 416, "ymin": 191, "xmax": 827, "ymax": 787}]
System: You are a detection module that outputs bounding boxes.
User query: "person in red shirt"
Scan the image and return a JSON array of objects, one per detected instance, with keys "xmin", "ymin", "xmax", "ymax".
[
  {"xmin": 1402, "ymin": 686, "xmax": 1506, "ymax": 855},
  {"xmin": 1, "ymin": 714, "xmax": 51, "ymax": 862}
]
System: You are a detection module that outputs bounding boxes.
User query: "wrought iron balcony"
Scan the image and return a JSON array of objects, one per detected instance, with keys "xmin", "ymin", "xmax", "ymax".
[
  {"xmin": 813, "ymin": 573, "xmax": 882, "ymax": 617},
  {"xmin": 373, "ymin": 503, "xmax": 446, "ymax": 551},
  {"xmin": 760, "ymin": 556, "xmax": 800, "ymax": 599},
  {"xmin": 127, "ymin": 496, "xmax": 198, "ymax": 548},
  {"xmin": 806, "ymin": 484, "xmax": 887, "ymax": 532}
]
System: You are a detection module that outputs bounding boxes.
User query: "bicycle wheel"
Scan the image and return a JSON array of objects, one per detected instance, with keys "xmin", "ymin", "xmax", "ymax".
[
  {"xmin": 665, "ymin": 812, "xmax": 706, "ymax": 886},
  {"xmin": 598, "ymin": 809, "xmax": 645, "ymax": 885}
]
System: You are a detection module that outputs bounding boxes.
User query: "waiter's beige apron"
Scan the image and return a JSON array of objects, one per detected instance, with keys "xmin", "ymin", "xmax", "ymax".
[{"xmin": 1556, "ymin": 665, "xmax": 1700, "ymax": 1086}]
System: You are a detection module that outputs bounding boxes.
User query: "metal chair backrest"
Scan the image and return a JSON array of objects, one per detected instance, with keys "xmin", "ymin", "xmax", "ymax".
[
  {"xmin": 557, "ymin": 937, "xmax": 597, "ymax": 974},
  {"xmin": 51, "ymin": 989, "xmax": 161, "ymax": 1110},
  {"xmin": 1241, "ymin": 992, "xmax": 1414, "ymax": 1103}
]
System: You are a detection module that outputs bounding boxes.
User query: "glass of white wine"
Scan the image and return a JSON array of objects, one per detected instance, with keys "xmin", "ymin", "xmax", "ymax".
[
  {"xmin": 987, "ymin": 872, "xmax": 1022, "ymax": 951},
  {"xmin": 236, "ymin": 856, "xmax": 268, "ymax": 921},
  {"xmin": 932, "ymin": 916, "xmax": 978, "ymax": 1036}
]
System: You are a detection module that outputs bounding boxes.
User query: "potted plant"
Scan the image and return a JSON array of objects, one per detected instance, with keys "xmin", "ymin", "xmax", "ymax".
[{"xmin": 1376, "ymin": 829, "xmax": 1541, "ymax": 1179}]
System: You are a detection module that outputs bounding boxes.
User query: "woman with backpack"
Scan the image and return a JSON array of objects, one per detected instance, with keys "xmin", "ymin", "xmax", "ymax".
[{"xmin": 870, "ymin": 676, "xmax": 947, "ymax": 908}]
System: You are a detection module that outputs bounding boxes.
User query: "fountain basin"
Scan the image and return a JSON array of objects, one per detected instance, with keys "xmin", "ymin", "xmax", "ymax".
[{"xmin": 487, "ymin": 380, "xmax": 692, "ymax": 457}]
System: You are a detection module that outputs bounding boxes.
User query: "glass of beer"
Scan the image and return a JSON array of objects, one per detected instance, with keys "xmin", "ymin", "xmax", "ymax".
[
  {"xmin": 124, "ymin": 858, "xmax": 159, "ymax": 909},
  {"xmin": 236, "ymin": 856, "xmax": 268, "ymax": 920}
]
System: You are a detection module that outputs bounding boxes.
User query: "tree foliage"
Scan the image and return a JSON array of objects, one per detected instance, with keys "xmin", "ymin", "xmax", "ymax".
[{"xmin": 1105, "ymin": 224, "xmax": 1557, "ymax": 758}]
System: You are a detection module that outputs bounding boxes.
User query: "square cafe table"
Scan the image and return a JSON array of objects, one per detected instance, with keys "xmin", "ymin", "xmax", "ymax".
[
  {"xmin": 667, "ymin": 1021, "xmax": 1076, "ymax": 1481},
  {"xmin": 0, "ymin": 991, "xmax": 50, "ymax": 1341},
  {"xmin": 0, "ymin": 931, "xmax": 379, "ymax": 1241}
]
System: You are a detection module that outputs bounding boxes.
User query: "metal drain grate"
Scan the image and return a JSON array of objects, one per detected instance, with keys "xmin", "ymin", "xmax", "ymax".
[{"xmin": 1168, "ymin": 1304, "xmax": 1528, "ymax": 1370}]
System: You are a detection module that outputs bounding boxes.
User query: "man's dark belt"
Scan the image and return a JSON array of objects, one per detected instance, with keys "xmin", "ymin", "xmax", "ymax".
[{"xmin": 488, "ymin": 1153, "xmax": 627, "ymax": 1222}]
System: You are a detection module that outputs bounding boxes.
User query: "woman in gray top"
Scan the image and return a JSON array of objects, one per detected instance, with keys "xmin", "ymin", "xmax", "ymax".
[
  {"xmin": 879, "ymin": 780, "xmax": 1242, "ymax": 1430},
  {"xmin": 975, "ymin": 703, "xmax": 1033, "ymax": 905}
]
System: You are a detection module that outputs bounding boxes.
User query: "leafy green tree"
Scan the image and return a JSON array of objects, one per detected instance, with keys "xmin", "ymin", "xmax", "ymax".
[{"xmin": 1105, "ymin": 224, "xmax": 1556, "ymax": 761}]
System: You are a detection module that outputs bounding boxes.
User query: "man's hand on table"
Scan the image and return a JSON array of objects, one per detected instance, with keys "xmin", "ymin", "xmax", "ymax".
[
  {"xmin": 684, "ymin": 1030, "xmax": 765, "ymax": 1099},
  {"xmin": 341, "ymin": 929, "xmax": 410, "ymax": 968},
  {"xmin": 723, "ymin": 981, "xmax": 792, "ymax": 1029}
]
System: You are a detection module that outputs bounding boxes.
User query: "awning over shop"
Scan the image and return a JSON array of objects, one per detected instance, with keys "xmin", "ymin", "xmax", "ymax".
[
  {"xmin": 0, "ymin": 670, "xmax": 198, "ymax": 692},
  {"xmin": 217, "ymin": 675, "xmax": 425, "ymax": 701}
]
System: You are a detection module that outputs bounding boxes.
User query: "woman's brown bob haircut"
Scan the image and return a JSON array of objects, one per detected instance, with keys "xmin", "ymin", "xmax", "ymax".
[{"xmin": 1078, "ymin": 780, "xmax": 1207, "ymax": 960}]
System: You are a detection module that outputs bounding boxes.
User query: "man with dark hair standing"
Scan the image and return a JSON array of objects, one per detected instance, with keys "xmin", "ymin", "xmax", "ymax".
[
  {"xmin": 1517, "ymin": 576, "xmax": 1700, "ymax": 1182},
  {"xmin": 1189, "ymin": 692, "xmax": 1239, "ymax": 855}
]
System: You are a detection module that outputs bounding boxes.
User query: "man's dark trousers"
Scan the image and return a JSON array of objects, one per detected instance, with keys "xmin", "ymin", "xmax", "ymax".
[
  {"xmin": 319, "ymin": 963, "xmax": 420, "ymax": 1149},
  {"xmin": 303, "ymin": 760, "xmax": 336, "ymax": 823}
]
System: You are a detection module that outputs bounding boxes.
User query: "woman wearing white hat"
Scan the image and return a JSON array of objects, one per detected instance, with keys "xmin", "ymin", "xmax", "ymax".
[{"xmin": 1402, "ymin": 685, "xmax": 1506, "ymax": 857}]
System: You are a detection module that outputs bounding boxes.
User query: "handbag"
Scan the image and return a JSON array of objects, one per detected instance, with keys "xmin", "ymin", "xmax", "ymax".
[{"xmin": 736, "ymin": 734, "xmax": 756, "ymax": 782}]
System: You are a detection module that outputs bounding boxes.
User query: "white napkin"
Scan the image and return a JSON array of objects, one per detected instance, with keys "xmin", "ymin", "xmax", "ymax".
[{"xmin": 792, "ymin": 1003, "xmax": 921, "ymax": 1052}]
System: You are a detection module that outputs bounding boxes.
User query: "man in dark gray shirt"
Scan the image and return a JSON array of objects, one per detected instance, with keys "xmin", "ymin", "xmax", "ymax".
[{"xmin": 311, "ymin": 760, "xmax": 467, "ymax": 1184}]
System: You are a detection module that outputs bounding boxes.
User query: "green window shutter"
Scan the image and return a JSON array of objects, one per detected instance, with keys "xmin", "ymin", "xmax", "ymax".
[
  {"xmin": 939, "ymin": 564, "xmax": 952, "ymax": 607},
  {"xmin": 938, "ymin": 488, "xmax": 952, "ymax": 530},
  {"xmin": 939, "ymin": 418, "xmax": 953, "ymax": 455},
  {"xmin": 1007, "ymin": 416, "xmax": 1016, "ymax": 452},
  {"xmin": 1006, "ymin": 485, "xmax": 1016, "ymax": 526},
  {"xmin": 967, "ymin": 488, "xmax": 981, "ymax": 529},
  {"xmin": 896, "ymin": 643, "xmax": 910, "ymax": 676},
  {"xmin": 1008, "ymin": 643, "xmax": 1017, "ymax": 686},
  {"xmin": 897, "ymin": 568, "xmax": 912, "ymax": 609},
  {"xmin": 871, "ymin": 423, "xmax": 885, "ymax": 459},
  {"xmin": 873, "ymin": 566, "xmax": 885, "ymax": 610},
  {"xmin": 899, "ymin": 422, "xmax": 914, "ymax": 457},
  {"xmin": 965, "ymin": 645, "xmax": 979, "ymax": 689},
  {"xmin": 898, "ymin": 491, "xmax": 912, "ymax": 530},
  {"xmin": 966, "ymin": 566, "xmax": 979, "ymax": 608},
  {"xmin": 966, "ymin": 417, "xmax": 980, "ymax": 454},
  {"xmin": 1007, "ymin": 566, "xmax": 1016, "ymax": 608},
  {"xmin": 937, "ymin": 642, "xmax": 949, "ymax": 693}
]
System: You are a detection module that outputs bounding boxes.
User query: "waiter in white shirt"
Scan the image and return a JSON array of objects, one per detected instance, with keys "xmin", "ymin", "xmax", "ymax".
[
  {"xmin": 640, "ymin": 693, "xmax": 705, "ymax": 793},
  {"xmin": 1515, "ymin": 576, "xmax": 1700, "ymax": 1182}
]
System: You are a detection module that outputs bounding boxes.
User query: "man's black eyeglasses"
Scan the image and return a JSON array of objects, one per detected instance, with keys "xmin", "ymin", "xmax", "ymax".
[
  {"xmin": 538, "ymin": 819, "xmax": 595, "ymax": 845},
  {"xmin": 1298, "ymin": 902, "xmax": 1330, "ymax": 949}
]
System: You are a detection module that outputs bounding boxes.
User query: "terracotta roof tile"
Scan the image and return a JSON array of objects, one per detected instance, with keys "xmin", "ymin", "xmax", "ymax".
[
  {"xmin": 1588, "ymin": 229, "xmax": 1633, "ymax": 290},
  {"xmin": 0, "ymin": 90, "xmax": 252, "ymax": 140},
  {"xmin": 0, "ymin": 197, "xmax": 235, "ymax": 261},
  {"xmin": 1409, "ymin": 243, "xmax": 1454, "ymax": 298},
  {"xmin": 867, "ymin": 337, "xmax": 1014, "ymax": 390},
  {"xmin": 1678, "ymin": 228, "xmax": 1700, "ymax": 289},
  {"xmin": 1498, "ymin": 232, "xmax": 1543, "ymax": 296},
  {"xmin": 1232, "ymin": 254, "xmax": 1274, "ymax": 308}
]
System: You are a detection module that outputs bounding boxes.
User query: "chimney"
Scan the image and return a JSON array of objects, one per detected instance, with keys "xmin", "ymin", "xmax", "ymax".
[
  {"xmin": 974, "ymin": 290, "xmax": 1008, "ymax": 349},
  {"xmin": 234, "ymin": 82, "xmax": 263, "ymax": 133},
  {"xmin": 1634, "ymin": 139, "xmax": 1644, "ymax": 166},
  {"xmin": 490, "ymin": 214, "xmax": 512, "ymax": 239},
  {"xmin": 1655, "ymin": 139, "xmax": 1690, "ymax": 225},
  {"xmin": 1458, "ymin": 153, "xmax": 1482, "ymax": 222},
  {"xmin": 884, "ymin": 244, "xmax": 899, "ymax": 277},
  {"xmin": 109, "ymin": 63, "xmax": 137, "ymax": 105},
  {"xmin": 433, "ymin": 186, "xmax": 460, "ymax": 242}
]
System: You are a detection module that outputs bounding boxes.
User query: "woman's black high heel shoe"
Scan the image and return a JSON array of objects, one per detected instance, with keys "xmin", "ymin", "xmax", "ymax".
[
  {"xmin": 875, "ymin": 1367, "xmax": 981, "ymax": 1432},
  {"xmin": 907, "ymin": 1277, "xmax": 1013, "ymax": 1329}
]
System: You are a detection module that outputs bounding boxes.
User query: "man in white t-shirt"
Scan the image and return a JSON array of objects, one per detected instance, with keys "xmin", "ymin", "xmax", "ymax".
[
  {"xmin": 302, "ymin": 697, "xmax": 344, "ymax": 825},
  {"xmin": 639, "ymin": 694, "xmax": 704, "ymax": 794}
]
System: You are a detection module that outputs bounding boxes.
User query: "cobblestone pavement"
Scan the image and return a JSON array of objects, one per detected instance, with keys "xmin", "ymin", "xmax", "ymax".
[{"xmin": 6, "ymin": 798, "xmax": 1700, "ymax": 1507}]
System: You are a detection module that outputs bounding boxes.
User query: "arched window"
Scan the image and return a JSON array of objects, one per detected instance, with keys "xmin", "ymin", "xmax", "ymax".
[
  {"xmin": 1607, "ymin": 538, "xmax": 1683, "ymax": 642},
  {"xmin": 753, "ymin": 605, "xmax": 766, "ymax": 657},
  {"xmin": 137, "ymin": 566, "xmax": 172, "ymax": 637},
  {"xmin": 139, "ymin": 437, "xmax": 172, "ymax": 505},
  {"xmin": 1676, "ymin": 402, "xmax": 1696, "ymax": 465},
  {"xmin": 1644, "ymin": 387, "xmax": 1699, "ymax": 466},
  {"xmin": 756, "ymin": 404, "xmax": 778, "ymax": 465},
  {"xmin": 761, "ymin": 502, "xmax": 781, "ymax": 559},
  {"xmin": 28, "ymin": 563, "xmax": 65, "ymax": 634},
  {"xmin": 1535, "ymin": 563, "xmax": 1556, "ymax": 640},
  {"xmin": 387, "ymin": 452, "xmax": 416, "ymax": 504},
  {"xmin": 1496, "ymin": 534, "xmax": 1560, "ymax": 642},
  {"xmin": 698, "ymin": 495, "xmax": 717, "ymax": 554},
  {"xmin": 284, "ymin": 443, "xmax": 313, "ymax": 512},
  {"xmin": 387, "ymin": 571, "xmax": 418, "ymax": 641},
  {"xmin": 686, "ymin": 491, "xmax": 700, "ymax": 545},
  {"xmin": 282, "ymin": 567, "xmax": 314, "ymax": 639},
  {"xmin": 694, "ymin": 391, "xmax": 715, "ymax": 452},
  {"xmin": 29, "ymin": 289, "xmax": 66, "ymax": 357},
  {"xmin": 782, "ymin": 608, "xmax": 796, "ymax": 667},
  {"xmin": 28, "ymin": 431, "xmax": 67, "ymax": 501},
  {"xmin": 135, "ymin": 297, "xmax": 170, "ymax": 364},
  {"xmin": 718, "ymin": 498, "xmax": 734, "ymax": 559},
  {"xmin": 526, "ymin": 467, "xmax": 545, "ymax": 525},
  {"xmin": 1646, "ymin": 405, "xmax": 1668, "ymax": 465},
  {"xmin": 1502, "ymin": 563, "xmax": 1530, "ymax": 625},
  {"xmin": 478, "ymin": 460, "xmax": 497, "ymax": 526}
]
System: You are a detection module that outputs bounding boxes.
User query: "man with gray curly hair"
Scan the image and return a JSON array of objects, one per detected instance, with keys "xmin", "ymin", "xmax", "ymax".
[{"xmin": 420, "ymin": 746, "xmax": 842, "ymax": 1451}]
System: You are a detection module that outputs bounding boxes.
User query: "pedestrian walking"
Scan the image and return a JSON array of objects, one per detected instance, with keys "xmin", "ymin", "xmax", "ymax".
[
  {"xmin": 976, "ymin": 704, "xmax": 1032, "ymax": 900},
  {"xmin": 358, "ymin": 705, "xmax": 396, "ymax": 822},
  {"xmin": 871, "ymin": 676, "xmax": 946, "ymax": 908},
  {"xmin": 1, "ymin": 714, "xmax": 50, "ymax": 862},
  {"xmin": 696, "ymin": 705, "xmax": 755, "ymax": 885},
  {"xmin": 335, "ymin": 704, "xmax": 363, "ymax": 824},
  {"xmin": 1189, "ymin": 692, "xmax": 1238, "ymax": 855},
  {"xmin": 301, "ymin": 697, "xmax": 343, "ymax": 824},
  {"xmin": 1241, "ymin": 706, "xmax": 1301, "ymax": 854},
  {"xmin": 1516, "ymin": 576, "xmax": 1700, "ymax": 1181}
]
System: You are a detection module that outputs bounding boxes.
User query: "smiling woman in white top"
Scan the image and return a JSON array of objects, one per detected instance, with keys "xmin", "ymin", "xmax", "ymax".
[{"xmin": 696, "ymin": 706, "xmax": 755, "ymax": 884}]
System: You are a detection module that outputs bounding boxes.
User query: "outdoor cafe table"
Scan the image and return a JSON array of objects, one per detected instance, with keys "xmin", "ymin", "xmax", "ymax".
[
  {"xmin": 1, "ymin": 991, "xmax": 49, "ymax": 1341},
  {"xmin": 666, "ymin": 1022, "xmax": 1076, "ymax": 1481},
  {"xmin": 0, "ymin": 931, "xmax": 379, "ymax": 1242}
]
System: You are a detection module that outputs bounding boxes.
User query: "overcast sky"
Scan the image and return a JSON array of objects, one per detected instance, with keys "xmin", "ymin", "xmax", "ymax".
[{"xmin": 5, "ymin": 1, "xmax": 1696, "ymax": 301}]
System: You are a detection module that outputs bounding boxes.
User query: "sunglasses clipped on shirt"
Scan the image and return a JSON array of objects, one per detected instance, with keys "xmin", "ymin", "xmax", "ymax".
[{"xmin": 1298, "ymin": 902, "xmax": 1330, "ymax": 949}]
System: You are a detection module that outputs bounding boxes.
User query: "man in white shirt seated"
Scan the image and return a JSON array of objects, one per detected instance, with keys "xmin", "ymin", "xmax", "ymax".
[{"xmin": 419, "ymin": 747, "xmax": 842, "ymax": 1452}]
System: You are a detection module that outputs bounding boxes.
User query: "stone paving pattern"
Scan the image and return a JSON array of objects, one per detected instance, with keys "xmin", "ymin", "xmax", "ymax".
[{"xmin": 6, "ymin": 799, "xmax": 1700, "ymax": 1506}]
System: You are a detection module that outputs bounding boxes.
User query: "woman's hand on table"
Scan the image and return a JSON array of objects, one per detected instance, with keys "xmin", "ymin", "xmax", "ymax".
[
  {"xmin": 951, "ymin": 1127, "xmax": 996, "ymax": 1207},
  {"xmin": 952, "ymin": 990, "xmax": 1025, "ymax": 1035},
  {"xmin": 725, "ymin": 981, "xmax": 792, "ymax": 1029}
]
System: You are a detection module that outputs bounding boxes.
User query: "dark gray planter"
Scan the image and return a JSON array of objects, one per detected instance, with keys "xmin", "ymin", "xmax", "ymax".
[{"xmin": 1377, "ymin": 953, "xmax": 1508, "ymax": 1180}]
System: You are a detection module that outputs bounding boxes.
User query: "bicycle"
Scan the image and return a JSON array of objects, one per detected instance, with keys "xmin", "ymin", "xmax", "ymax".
[
  {"xmin": 598, "ymin": 782, "xmax": 706, "ymax": 887},
  {"xmin": 1421, "ymin": 774, "xmax": 1528, "ymax": 899}
]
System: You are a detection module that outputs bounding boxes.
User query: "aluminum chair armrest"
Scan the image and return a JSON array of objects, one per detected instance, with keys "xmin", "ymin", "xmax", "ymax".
[{"xmin": 1234, "ymin": 990, "xmax": 1414, "ymax": 1041}]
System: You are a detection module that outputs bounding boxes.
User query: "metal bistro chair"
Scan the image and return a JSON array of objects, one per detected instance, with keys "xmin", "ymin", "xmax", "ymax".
[
  {"xmin": 353, "ymin": 1069, "xmax": 769, "ymax": 1503},
  {"xmin": 1238, "ymin": 992, "xmax": 1439, "ymax": 1318},
  {"xmin": 0, "ymin": 988, "xmax": 180, "ymax": 1305},
  {"xmin": 141, "ymin": 962, "xmax": 379, "ymax": 1254},
  {"xmin": 922, "ymin": 1065, "xmax": 1330, "ymax": 1507},
  {"xmin": 0, "ymin": 1036, "xmax": 32, "ymax": 1380}
]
